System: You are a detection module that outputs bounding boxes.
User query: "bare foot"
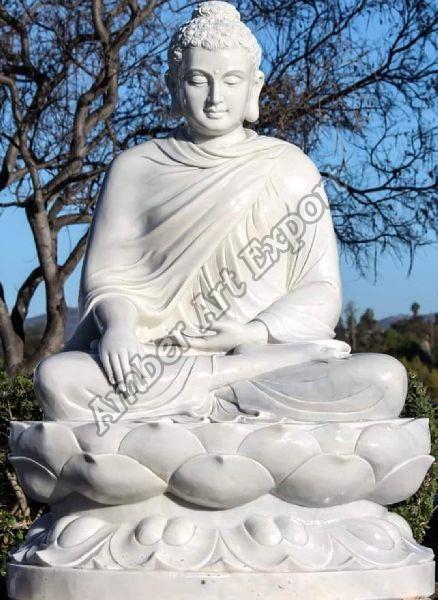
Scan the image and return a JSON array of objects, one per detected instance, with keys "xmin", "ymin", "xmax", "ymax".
[{"xmin": 233, "ymin": 339, "xmax": 351, "ymax": 362}]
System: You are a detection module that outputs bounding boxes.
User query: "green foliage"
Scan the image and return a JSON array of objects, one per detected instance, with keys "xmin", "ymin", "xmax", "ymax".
[
  {"xmin": 0, "ymin": 513, "xmax": 27, "ymax": 579},
  {"xmin": 0, "ymin": 371, "xmax": 42, "ymax": 581},
  {"xmin": 339, "ymin": 307, "xmax": 438, "ymax": 401},
  {"xmin": 393, "ymin": 372, "xmax": 437, "ymax": 542}
]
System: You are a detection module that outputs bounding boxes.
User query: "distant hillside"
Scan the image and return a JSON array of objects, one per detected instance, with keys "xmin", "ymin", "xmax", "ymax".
[
  {"xmin": 25, "ymin": 307, "xmax": 79, "ymax": 342},
  {"xmin": 378, "ymin": 313, "xmax": 436, "ymax": 330},
  {"xmin": 22, "ymin": 308, "xmax": 436, "ymax": 339}
]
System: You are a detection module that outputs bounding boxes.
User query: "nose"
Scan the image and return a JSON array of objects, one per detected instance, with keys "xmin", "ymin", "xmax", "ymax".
[{"xmin": 208, "ymin": 80, "xmax": 223, "ymax": 106}]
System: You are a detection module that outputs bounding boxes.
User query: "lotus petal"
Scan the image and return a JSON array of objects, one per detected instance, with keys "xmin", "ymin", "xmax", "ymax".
[
  {"xmin": 109, "ymin": 525, "xmax": 155, "ymax": 569},
  {"xmin": 368, "ymin": 455, "xmax": 434, "ymax": 504},
  {"xmin": 223, "ymin": 524, "xmax": 333, "ymax": 570},
  {"xmin": 58, "ymin": 516, "xmax": 109, "ymax": 548},
  {"xmin": 46, "ymin": 515, "xmax": 79, "ymax": 546},
  {"xmin": 169, "ymin": 454, "xmax": 275, "ymax": 508},
  {"xmin": 149, "ymin": 528, "xmax": 217, "ymax": 571},
  {"xmin": 9, "ymin": 422, "xmax": 29, "ymax": 454},
  {"xmin": 74, "ymin": 422, "xmax": 131, "ymax": 454},
  {"xmin": 191, "ymin": 423, "xmax": 250, "ymax": 454},
  {"xmin": 9, "ymin": 456, "xmax": 60, "ymax": 503},
  {"xmin": 15, "ymin": 422, "xmax": 81, "ymax": 475},
  {"xmin": 400, "ymin": 419, "xmax": 431, "ymax": 454},
  {"xmin": 344, "ymin": 520, "xmax": 395, "ymax": 550},
  {"xmin": 35, "ymin": 521, "xmax": 114, "ymax": 568},
  {"xmin": 275, "ymin": 517, "xmax": 308, "ymax": 546},
  {"xmin": 244, "ymin": 515, "xmax": 282, "ymax": 546},
  {"xmin": 276, "ymin": 454, "xmax": 375, "ymax": 507},
  {"xmin": 119, "ymin": 422, "xmax": 205, "ymax": 481},
  {"xmin": 218, "ymin": 526, "xmax": 292, "ymax": 570},
  {"xmin": 61, "ymin": 452, "xmax": 166, "ymax": 504},
  {"xmin": 385, "ymin": 512, "xmax": 413, "ymax": 538},
  {"xmin": 162, "ymin": 518, "xmax": 196, "ymax": 546},
  {"xmin": 310, "ymin": 423, "xmax": 360, "ymax": 455},
  {"xmin": 135, "ymin": 517, "xmax": 167, "ymax": 546},
  {"xmin": 239, "ymin": 424, "xmax": 321, "ymax": 483},
  {"xmin": 356, "ymin": 423, "xmax": 429, "ymax": 480}
]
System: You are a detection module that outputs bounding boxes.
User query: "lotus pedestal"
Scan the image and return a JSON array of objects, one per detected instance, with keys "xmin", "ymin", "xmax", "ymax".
[{"xmin": 7, "ymin": 419, "xmax": 435, "ymax": 599}]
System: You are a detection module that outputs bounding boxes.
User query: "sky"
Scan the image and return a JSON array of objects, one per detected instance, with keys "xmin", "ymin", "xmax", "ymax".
[
  {"xmin": 0, "ymin": 203, "xmax": 437, "ymax": 321},
  {"xmin": 0, "ymin": 5, "xmax": 436, "ymax": 324}
]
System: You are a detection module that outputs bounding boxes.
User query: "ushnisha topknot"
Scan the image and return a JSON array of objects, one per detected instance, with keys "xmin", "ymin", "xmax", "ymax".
[
  {"xmin": 167, "ymin": 1, "xmax": 262, "ymax": 75},
  {"xmin": 192, "ymin": 1, "xmax": 240, "ymax": 20}
]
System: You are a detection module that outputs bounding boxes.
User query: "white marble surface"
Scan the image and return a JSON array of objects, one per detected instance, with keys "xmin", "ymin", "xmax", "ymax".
[
  {"xmin": 8, "ymin": 563, "xmax": 435, "ymax": 600},
  {"xmin": 31, "ymin": 0, "xmax": 408, "ymax": 424},
  {"xmin": 7, "ymin": 2, "xmax": 435, "ymax": 598},
  {"xmin": 8, "ymin": 419, "xmax": 434, "ymax": 577},
  {"xmin": 9, "ymin": 494, "xmax": 433, "ymax": 573},
  {"xmin": 9, "ymin": 419, "xmax": 433, "ymax": 509}
]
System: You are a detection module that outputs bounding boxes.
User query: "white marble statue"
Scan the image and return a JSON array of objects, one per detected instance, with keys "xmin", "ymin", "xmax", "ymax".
[
  {"xmin": 7, "ymin": 3, "xmax": 434, "ymax": 599},
  {"xmin": 33, "ymin": 0, "xmax": 406, "ymax": 424}
]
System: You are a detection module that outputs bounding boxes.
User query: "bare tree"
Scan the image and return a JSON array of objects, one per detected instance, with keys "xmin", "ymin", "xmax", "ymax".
[
  {"xmin": 238, "ymin": 0, "xmax": 437, "ymax": 267},
  {"xmin": 1, "ymin": 0, "xmax": 437, "ymax": 376},
  {"xmin": 0, "ymin": 0, "xmax": 171, "ymax": 375}
]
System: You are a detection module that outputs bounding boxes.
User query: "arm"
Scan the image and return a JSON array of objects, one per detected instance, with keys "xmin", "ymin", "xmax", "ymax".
[
  {"xmin": 254, "ymin": 153, "xmax": 342, "ymax": 343},
  {"xmin": 77, "ymin": 148, "xmax": 151, "ymax": 388},
  {"xmin": 93, "ymin": 296, "xmax": 149, "ymax": 392},
  {"xmin": 94, "ymin": 295, "xmax": 138, "ymax": 335}
]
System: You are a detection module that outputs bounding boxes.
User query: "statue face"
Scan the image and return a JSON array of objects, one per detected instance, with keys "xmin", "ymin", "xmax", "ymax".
[{"xmin": 175, "ymin": 46, "xmax": 263, "ymax": 138}]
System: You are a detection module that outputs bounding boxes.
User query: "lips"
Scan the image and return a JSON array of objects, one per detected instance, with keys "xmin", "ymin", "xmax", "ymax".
[{"xmin": 204, "ymin": 110, "xmax": 228, "ymax": 119}]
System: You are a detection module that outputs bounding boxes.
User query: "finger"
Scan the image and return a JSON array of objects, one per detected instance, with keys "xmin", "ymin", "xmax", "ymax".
[
  {"xmin": 101, "ymin": 353, "xmax": 115, "ymax": 385},
  {"xmin": 130, "ymin": 345, "xmax": 151, "ymax": 381},
  {"xmin": 120, "ymin": 350, "xmax": 134, "ymax": 392},
  {"xmin": 125, "ymin": 347, "xmax": 140, "ymax": 381},
  {"xmin": 110, "ymin": 353, "xmax": 126, "ymax": 393}
]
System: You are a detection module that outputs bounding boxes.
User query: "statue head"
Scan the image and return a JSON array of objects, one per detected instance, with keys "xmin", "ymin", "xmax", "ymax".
[{"xmin": 166, "ymin": 1, "xmax": 264, "ymax": 138}]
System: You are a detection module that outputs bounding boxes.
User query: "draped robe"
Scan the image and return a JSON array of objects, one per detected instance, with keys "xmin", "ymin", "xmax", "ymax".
[
  {"xmin": 46, "ymin": 128, "xmax": 405, "ymax": 422},
  {"xmin": 74, "ymin": 128, "xmax": 340, "ymax": 347}
]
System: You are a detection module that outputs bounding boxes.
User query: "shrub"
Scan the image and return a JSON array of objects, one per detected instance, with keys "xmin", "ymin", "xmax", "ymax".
[
  {"xmin": 0, "ymin": 371, "xmax": 42, "ymax": 581},
  {"xmin": 393, "ymin": 372, "xmax": 437, "ymax": 542}
]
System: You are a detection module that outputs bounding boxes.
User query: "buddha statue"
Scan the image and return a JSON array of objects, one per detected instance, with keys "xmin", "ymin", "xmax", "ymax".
[
  {"xmin": 32, "ymin": 1, "xmax": 407, "ymax": 426},
  {"xmin": 8, "ymin": 4, "xmax": 434, "ymax": 599}
]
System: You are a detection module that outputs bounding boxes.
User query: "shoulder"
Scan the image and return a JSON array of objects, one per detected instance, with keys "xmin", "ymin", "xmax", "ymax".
[
  {"xmin": 108, "ymin": 139, "xmax": 159, "ymax": 176},
  {"xmin": 260, "ymin": 136, "xmax": 322, "ymax": 194}
]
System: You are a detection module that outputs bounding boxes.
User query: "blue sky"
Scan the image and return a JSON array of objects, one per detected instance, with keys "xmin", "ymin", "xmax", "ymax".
[
  {"xmin": 1, "ymin": 202, "xmax": 436, "ymax": 321},
  {"xmin": 1, "ymin": 5, "xmax": 436, "ymax": 323}
]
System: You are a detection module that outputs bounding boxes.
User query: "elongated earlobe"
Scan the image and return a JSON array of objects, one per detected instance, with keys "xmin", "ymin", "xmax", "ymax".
[
  {"xmin": 245, "ymin": 70, "xmax": 265, "ymax": 123},
  {"xmin": 165, "ymin": 70, "xmax": 183, "ymax": 118}
]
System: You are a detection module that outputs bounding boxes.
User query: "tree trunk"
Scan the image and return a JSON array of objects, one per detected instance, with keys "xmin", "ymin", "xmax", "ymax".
[{"xmin": 0, "ymin": 285, "xmax": 25, "ymax": 376}]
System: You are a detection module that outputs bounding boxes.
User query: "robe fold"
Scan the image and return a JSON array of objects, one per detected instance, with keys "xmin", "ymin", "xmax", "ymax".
[
  {"xmin": 40, "ymin": 128, "xmax": 407, "ymax": 423},
  {"xmin": 70, "ymin": 127, "xmax": 341, "ymax": 353}
]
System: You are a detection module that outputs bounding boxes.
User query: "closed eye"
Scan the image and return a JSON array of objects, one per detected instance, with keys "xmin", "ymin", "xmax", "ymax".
[
  {"xmin": 224, "ymin": 76, "xmax": 243, "ymax": 86},
  {"xmin": 186, "ymin": 75, "xmax": 208, "ymax": 86}
]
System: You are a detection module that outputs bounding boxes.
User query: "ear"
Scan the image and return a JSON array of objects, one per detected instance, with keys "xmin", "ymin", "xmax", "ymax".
[
  {"xmin": 165, "ymin": 70, "xmax": 183, "ymax": 117},
  {"xmin": 245, "ymin": 70, "xmax": 265, "ymax": 123}
]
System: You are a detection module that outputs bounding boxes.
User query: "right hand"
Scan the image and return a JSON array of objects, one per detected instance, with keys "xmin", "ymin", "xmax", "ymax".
[{"xmin": 98, "ymin": 328, "xmax": 148, "ymax": 392}]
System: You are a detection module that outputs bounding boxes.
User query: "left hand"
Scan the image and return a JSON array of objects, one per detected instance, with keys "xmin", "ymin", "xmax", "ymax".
[{"xmin": 183, "ymin": 320, "xmax": 267, "ymax": 353}]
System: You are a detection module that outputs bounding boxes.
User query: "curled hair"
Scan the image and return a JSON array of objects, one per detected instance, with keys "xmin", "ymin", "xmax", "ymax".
[{"xmin": 168, "ymin": 1, "xmax": 262, "ymax": 75}]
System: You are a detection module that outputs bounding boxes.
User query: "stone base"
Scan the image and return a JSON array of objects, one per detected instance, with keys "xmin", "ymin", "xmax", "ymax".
[
  {"xmin": 8, "ymin": 418, "xmax": 435, "ymax": 598},
  {"xmin": 7, "ymin": 562, "xmax": 435, "ymax": 600}
]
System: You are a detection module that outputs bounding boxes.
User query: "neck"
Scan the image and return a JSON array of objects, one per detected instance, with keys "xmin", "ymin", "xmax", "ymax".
[{"xmin": 185, "ymin": 125, "xmax": 248, "ymax": 150}]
